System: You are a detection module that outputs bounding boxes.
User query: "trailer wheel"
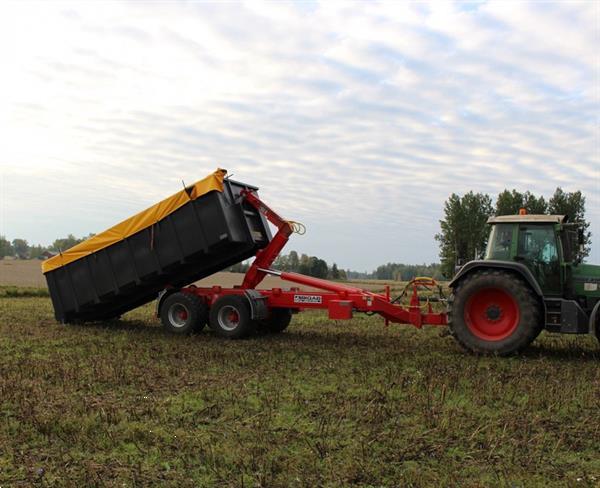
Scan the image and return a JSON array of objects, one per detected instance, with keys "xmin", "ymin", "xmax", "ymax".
[
  {"xmin": 209, "ymin": 295, "xmax": 255, "ymax": 339},
  {"xmin": 257, "ymin": 308, "xmax": 292, "ymax": 334},
  {"xmin": 449, "ymin": 270, "xmax": 541, "ymax": 355},
  {"xmin": 160, "ymin": 292, "xmax": 207, "ymax": 335}
]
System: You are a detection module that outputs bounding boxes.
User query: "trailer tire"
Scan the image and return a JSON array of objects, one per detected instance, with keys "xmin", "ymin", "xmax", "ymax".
[
  {"xmin": 449, "ymin": 269, "xmax": 541, "ymax": 355},
  {"xmin": 257, "ymin": 308, "xmax": 292, "ymax": 334},
  {"xmin": 209, "ymin": 295, "xmax": 255, "ymax": 339},
  {"xmin": 160, "ymin": 292, "xmax": 207, "ymax": 335}
]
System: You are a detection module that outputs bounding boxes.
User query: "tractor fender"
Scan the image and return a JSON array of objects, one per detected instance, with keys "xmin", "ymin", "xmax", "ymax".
[
  {"xmin": 449, "ymin": 260, "xmax": 544, "ymax": 298},
  {"xmin": 589, "ymin": 300, "xmax": 600, "ymax": 336}
]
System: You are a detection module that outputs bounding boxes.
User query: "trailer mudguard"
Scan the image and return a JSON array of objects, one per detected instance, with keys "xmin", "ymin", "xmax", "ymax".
[{"xmin": 449, "ymin": 260, "xmax": 544, "ymax": 297}]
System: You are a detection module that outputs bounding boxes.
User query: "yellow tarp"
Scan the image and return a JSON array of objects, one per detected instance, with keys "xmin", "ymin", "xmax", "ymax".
[{"xmin": 42, "ymin": 169, "xmax": 227, "ymax": 274}]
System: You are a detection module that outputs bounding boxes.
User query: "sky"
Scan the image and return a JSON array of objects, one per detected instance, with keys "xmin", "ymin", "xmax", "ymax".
[{"xmin": 0, "ymin": 1, "xmax": 598, "ymax": 271}]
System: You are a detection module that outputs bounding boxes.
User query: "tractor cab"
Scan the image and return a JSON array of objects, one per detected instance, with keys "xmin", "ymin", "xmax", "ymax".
[{"xmin": 484, "ymin": 215, "xmax": 567, "ymax": 296}]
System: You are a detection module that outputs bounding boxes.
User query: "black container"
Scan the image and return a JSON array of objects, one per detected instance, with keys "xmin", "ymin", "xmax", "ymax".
[{"xmin": 44, "ymin": 179, "xmax": 271, "ymax": 322}]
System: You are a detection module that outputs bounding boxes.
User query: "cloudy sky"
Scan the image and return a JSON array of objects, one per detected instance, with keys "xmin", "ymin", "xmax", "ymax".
[{"xmin": 1, "ymin": 1, "xmax": 598, "ymax": 271}]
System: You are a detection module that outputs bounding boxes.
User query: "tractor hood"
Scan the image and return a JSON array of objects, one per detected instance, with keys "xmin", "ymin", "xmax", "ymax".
[{"xmin": 572, "ymin": 263, "xmax": 600, "ymax": 299}]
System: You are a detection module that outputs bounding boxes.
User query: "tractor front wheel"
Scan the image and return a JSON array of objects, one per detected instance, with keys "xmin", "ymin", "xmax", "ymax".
[{"xmin": 449, "ymin": 270, "xmax": 541, "ymax": 355}]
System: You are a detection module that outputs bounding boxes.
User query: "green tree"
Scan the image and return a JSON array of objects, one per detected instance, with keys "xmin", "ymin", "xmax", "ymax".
[
  {"xmin": 29, "ymin": 244, "xmax": 48, "ymax": 259},
  {"xmin": 548, "ymin": 188, "xmax": 591, "ymax": 260},
  {"xmin": 298, "ymin": 254, "xmax": 310, "ymax": 275},
  {"xmin": 50, "ymin": 234, "xmax": 84, "ymax": 252},
  {"xmin": 0, "ymin": 236, "xmax": 14, "ymax": 258},
  {"xmin": 523, "ymin": 192, "xmax": 547, "ymax": 214},
  {"xmin": 273, "ymin": 254, "xmax": 289, "ymax": 271},
  {"xmin": 288, "ymin": 251, "xmax": 299, "ymax": 272},
  {"xmin": 308, "ymin": 257, "xmax": 328, "ymax": 279},
  {"xmin": 12, "ymin": 238, "xmax": 29, "ymax": 259},
  {"xmin": 330, "ymin": 263, "xmax": 340, "ymax": 280},
  {"xmin": 495, "ymin": 189, "xmax": 547, "ymax": 215},
  {"xmin": 436, "ymin": 192, "xmax": 493, "ymax": 278},
  {"xmin": 374, "ymin": 262, "xmax": 442, "ymax": 281}
]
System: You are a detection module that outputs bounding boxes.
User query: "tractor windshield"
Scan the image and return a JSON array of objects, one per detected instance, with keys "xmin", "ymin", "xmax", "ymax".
[{"xmin": 485, "ymin": 224, "xmax": 513, "ymax": 260}]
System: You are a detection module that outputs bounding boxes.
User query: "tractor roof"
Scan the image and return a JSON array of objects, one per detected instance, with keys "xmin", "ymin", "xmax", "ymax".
[{"xmin": 487, "ymin": 215, "xmax": 566, "ymax": 224}]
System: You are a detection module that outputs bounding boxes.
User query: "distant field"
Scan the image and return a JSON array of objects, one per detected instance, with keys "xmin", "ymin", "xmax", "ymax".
[
  {"xmin": 0, "ymin": 260, "xmax": 313, "ymax": 290},
  {"xmin": 0, "ymin": 295, "xmax": 598, "ymax": 486},
  {"xmin": 0, "ymin": 260, "xmax": 47, "ymax": 287},
  {"xmin": 0, "ymin": 259, "xmax": 408, "ymax": 292}
]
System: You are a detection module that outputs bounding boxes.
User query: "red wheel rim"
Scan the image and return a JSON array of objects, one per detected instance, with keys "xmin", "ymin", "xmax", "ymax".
[{"xmin": 464, "ymin": 287, "xmax": 519, "ymax": 341}]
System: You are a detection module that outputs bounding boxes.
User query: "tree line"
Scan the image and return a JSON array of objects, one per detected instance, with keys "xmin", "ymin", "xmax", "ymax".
[
  {"xmin": 3, "ymin": 185, "xmax": 589, "ymax": 282},
  {"xmin": 228, "ymin": 251, "xmax": 442, "ymax": 281},
  {"xmin": 0, "ymin": 234, "xmax": 93, "ymax": 259},
  {"xmin": 369, "ymin": 263, "xmax": 443, "ymax": 281},
  {"xmin": 0, "ymin": 233, "xmax": 442, "ymax": 283},
  {"xmin": 435, "ymin": 187, "xmax": 590, "ymax": 278},
  {"xmin": 228, "ymin": 251, "xmax": 347, "ymax": 280}
]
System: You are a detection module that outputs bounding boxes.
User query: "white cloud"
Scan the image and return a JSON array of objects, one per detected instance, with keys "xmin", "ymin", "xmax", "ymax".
[{"xmin": 0, "ymin": 0, "xmax": 598, "ymax": 269}]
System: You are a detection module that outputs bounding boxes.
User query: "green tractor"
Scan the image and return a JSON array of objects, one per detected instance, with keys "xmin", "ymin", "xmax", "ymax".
[{"xmin": 448, "ymin": 214, "xmax": 600, "ymax": 355}]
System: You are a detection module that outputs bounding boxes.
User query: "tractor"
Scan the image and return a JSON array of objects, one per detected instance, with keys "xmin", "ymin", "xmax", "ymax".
[{"xmin": 448, "ymin": 213, "xmax": 600, "ymax": 355}]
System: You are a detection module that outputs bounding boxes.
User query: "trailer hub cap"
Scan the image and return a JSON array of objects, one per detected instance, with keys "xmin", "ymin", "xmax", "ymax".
[
  {"xmin": 464, "ymin": 288, "xmax": 519, "ymax": 341},
  {"xmin": 168, "ymin": 304, "xmax": 189, "ymax": 328},
  {"xmin": 217, "ymin": 305, "xmax": 241, "ymax": 331}
]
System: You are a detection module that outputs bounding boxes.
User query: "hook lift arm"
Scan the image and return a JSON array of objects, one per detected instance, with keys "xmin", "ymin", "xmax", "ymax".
[{"xmin": 233, "ymin": 189, "xmax": 447, "ymax": 328}]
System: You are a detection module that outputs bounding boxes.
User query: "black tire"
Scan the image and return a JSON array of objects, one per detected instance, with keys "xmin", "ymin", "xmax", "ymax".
[
  {"xmin": 448, "ymin": 270, "xmax": 542, "ymax": 355},
  {"xmin": 160, "ymin": 292, "xmax": 207, "ymax": 335},
  {"xmin": 209, "ymin": 295, "xmax": 255, "ymax": 339},
  {"xmin": 257, "ymin": 308, "xmax": 292, "ymax": 334}
]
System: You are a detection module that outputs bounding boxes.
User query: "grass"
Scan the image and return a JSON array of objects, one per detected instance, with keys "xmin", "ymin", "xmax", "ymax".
[
  {"xmin": 0, "ymin": 286, "xmax": 49, "ymax": 298},
  {"xmin": 0, "ymin": 295, "xmax": 599, "ymax": 487}
]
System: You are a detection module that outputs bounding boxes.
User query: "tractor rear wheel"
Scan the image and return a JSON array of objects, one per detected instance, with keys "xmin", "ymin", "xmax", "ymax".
[
  {"xmin": 449, "ymin": 270, "xmax": 541, "ymax": 355},
  {"xmin": 160, "ymin": 292, "xmax": 207, "ymax": 334}
]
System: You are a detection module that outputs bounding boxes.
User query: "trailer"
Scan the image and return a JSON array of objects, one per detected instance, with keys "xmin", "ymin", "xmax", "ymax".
[
  {"xmin": 43, "ymin": 168, "xmax": 447, "ymax": 335},
  {"xmin": 155, "ymin": 181, "xmax": 448, "ymax": 337},
  {"xmin": 42, "ymin": 170, "xmax": 272, "ymax": 323}
]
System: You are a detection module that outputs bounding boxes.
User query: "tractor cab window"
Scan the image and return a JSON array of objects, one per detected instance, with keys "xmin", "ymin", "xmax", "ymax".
[
  {"xmin": 517, "ymin": 225, "xmax": 561, "ymax": 294},
  {"xmin": 562, "ymin": 228, "xmax": 579, "ymax": 263},
  {"xmin": 485, "ymin": 224, "xmax": 513, "ymax": 260}
]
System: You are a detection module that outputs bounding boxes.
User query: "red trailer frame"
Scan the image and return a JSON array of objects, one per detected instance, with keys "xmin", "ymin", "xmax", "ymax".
[{"xmin": 174, "ymin": 188, "xmax": 447, "ymax": 329}]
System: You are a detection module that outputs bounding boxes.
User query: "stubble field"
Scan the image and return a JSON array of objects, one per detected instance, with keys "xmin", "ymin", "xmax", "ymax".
[{"xmin": 0, "ymin": 262, "xmax": 598, "ymax": 486}]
